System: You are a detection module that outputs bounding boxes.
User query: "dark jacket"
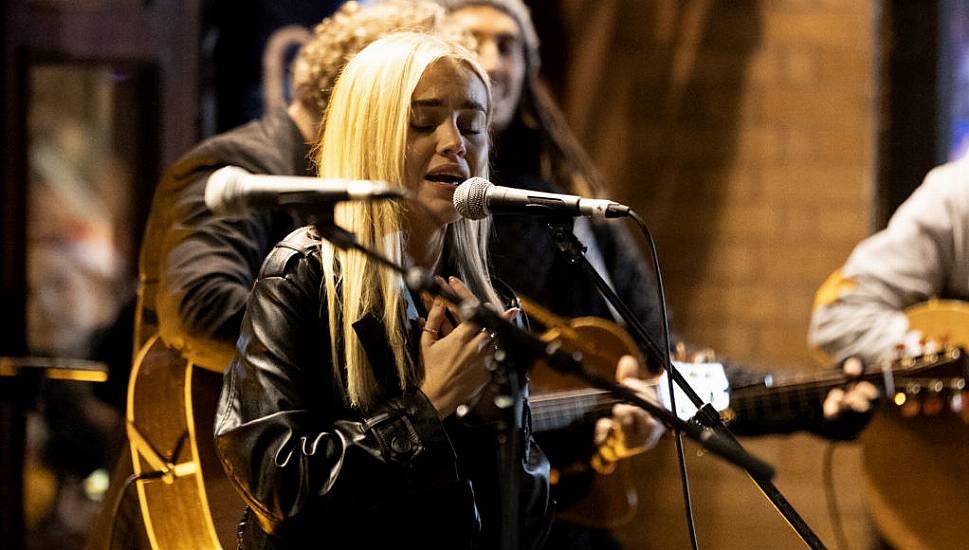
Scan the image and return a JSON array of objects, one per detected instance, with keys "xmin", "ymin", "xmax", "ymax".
[
  {"xmin": 138, "ymin": 105, "xmax": 313, "ymax": 370},
  {"xmin": 214, "ymin": 227, "xmax": 553, "ymax": 549}
]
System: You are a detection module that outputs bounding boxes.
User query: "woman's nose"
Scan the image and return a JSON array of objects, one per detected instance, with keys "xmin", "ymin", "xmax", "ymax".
[{"xmin": 437, "ymin": 122, "xmax": 466, "ymax": 157}]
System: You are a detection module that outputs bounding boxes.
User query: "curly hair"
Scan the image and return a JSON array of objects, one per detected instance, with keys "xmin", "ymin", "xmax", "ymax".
[{"xmin": 291, "ymin": 0, "xmax": 446, "ymax": 118}]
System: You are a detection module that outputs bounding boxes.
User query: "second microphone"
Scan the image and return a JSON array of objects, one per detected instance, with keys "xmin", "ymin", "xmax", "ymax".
[{"xmin": 452, "ymin": 177, "xmax": 631, "ymax": 220}]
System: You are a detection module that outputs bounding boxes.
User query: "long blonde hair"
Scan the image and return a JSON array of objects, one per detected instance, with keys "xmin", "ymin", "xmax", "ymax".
[{"xmin": 318, "ymin": 32, "xmax": 501, "ymax": 410}]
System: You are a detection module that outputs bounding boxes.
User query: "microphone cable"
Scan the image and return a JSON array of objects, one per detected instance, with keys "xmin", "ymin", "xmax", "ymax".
[
  {"xmin": 104, "ymin": 469, "xmax": 166, "ymax": 548},
  {"xmin": 627, "ymin": 209, "xmax": 824, "ymax": 550},
  {"xmin": 627, "ymin": 209, "xmax": 699, "ymax": 549},
  {"xmin": 823, "ymin": 441, "xmax": 851, "ymax": 550}
]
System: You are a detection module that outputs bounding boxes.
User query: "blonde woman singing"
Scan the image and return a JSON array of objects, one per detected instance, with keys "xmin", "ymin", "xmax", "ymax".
[{"xmin": 215, "ymin": 32, "xmax": 553, "ymax": 549}]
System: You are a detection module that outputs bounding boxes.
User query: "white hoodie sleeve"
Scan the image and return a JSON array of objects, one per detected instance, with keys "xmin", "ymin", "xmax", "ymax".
[{"xmin": 809, "ymin": 159, "xmax": 969, "ymax": 364}]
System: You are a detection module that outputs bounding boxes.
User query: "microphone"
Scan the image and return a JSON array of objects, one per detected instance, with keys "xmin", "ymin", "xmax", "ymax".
[
  {"xmin": 452, "ymin": 177, "xmax": 630, "ymax": 220},
  {"xmin": 204, "ymin": 166, "xmax": 407, "ymax": 216}
]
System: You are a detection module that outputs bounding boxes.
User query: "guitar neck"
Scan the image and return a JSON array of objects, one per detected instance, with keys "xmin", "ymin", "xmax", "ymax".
[
  {"xmin": 530, "ymin": 388, "xmax": 621, "ymax": 433},
  {"xmin": 729, "ymin": 348, "xmax": 967, "ymax": 418},
  {"xmin": 729, "ymin": 371, "xmax": 858, "ymax": 419},
  {"xmin": 530, "ymin": 349, "xmax": 968, "ymax": 432},
  {"xmin": 530, "ymin": 362, "xmax": 731, "ymax": 430}
]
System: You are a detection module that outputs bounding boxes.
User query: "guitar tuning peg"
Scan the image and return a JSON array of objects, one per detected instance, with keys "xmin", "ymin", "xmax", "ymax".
[
  {"xmin": 899, "ymin": 383, "xmax": 922, "ymax": 417},
  {"xmin": 674, "ymin": 342, "xmax": 687, "ymax": 361},
  {"xmin": 694, "ymin": 348, "xmax": 716, "ymax": 363},
  {"xmin": 949, "ymin": 392, "xmax": 963, "ymax": 413}
]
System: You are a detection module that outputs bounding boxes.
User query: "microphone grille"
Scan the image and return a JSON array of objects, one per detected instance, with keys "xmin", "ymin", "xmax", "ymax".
[
  {"xmin": 453, "ymin": 177, "xmax": 492, "ymax": 220},
  {"xmin": 205, "ymin": 166, "xmax": 250, "ymax": 216}
]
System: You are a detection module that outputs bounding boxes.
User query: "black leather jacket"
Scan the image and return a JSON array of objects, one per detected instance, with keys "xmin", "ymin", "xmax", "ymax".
[{"xmin": 215, "ymin": 227, "xmax": 553, "ymax": 549}]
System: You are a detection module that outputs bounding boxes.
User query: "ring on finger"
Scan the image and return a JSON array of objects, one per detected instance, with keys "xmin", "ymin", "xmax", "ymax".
[{"xmin": 422, "ymin": 327, "xmax": 440, "ymax": 336}]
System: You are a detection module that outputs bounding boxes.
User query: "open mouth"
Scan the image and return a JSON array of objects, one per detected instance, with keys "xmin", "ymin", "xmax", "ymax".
[{"xmin": 425, "ymin": 173, "xmax": 465, "ymax": 186}]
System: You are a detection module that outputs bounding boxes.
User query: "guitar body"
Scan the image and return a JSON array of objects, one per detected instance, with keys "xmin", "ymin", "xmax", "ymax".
[
  {"xmin": 860, "ymin": 299, "xmax": 969, "ymax": 550},
  {"xmin": 861, "ymin": 414, "xmax": 969, "ymax": 550},
  {"xmin": 126, "ymin": 336, "xmax": 244, "ymax": 549},
  {"xmin": 549, "ymin": 460, "xmax": 637, "ymax": 529},
  {"xmin": 529, "ymin": 316, "xmax": 640, "ymax": 529}
]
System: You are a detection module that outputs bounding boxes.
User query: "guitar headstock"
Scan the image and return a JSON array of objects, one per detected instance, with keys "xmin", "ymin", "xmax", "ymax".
[
  {"xmin": 879, "ymin": 345, "xmax": 969, "ymax": 422},
  {"xmin": 658, "ymin": 361, "xmax": 730, "ymax": 422}
]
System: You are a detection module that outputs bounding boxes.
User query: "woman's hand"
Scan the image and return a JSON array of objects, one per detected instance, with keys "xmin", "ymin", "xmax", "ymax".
[
  {"xmin": 419, "ymin": 276, "xmax": 519, "ymax": 418},
  {"xmin": 593, "ymin": 355, "xmax": 665, "ymax": 467}
]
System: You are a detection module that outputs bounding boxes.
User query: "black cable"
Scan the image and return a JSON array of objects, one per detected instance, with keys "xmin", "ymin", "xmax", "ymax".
[
  {"xmin": 627, "ymin": 209, "xmax": 826, "ymax": 549},
  {"xmin": 628, "ymin": 209, "xmax": 699, "ymax": 549},
  {"xmin": 105, "ymin": 469, "xmax": 164, "ymax": 549},
  {"xmin": 823, "ymin": 442, "xmax": 851, "ymax": 550}
]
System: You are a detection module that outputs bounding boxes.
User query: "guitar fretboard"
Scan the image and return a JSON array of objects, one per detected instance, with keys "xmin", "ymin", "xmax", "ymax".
[
  {"xmin": 530, "ymin": 349, "xmax": 968, "ymax": 430},
  {"xmin": 530, "ymin": 388, "xmax": 621, "ymax": 432},
  {"xmin": 730, "ymin": 370, "xmax": 856, "ymax": 417},
  {"xmin": 729, "ymin": 349, "xmax": 967, "ymax": 418}
]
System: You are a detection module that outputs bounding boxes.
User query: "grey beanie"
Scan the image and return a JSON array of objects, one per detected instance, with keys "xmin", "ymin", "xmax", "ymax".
[{"xmin": 432, "ymin": 0, "xmax": 541, "ymax": 77}]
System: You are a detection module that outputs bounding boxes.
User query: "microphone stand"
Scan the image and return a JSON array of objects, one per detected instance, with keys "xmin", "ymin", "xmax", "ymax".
[
  {"xmin": 539, "ymin": 214, "xmax": 827, "ymax": 549},
  {"xmin": 488, "ymin": 347, "xmax": 522, "ymax": 550},
  {"xmin": 311, "ymin": 215, "xmax": 776, "ymax": 550}
]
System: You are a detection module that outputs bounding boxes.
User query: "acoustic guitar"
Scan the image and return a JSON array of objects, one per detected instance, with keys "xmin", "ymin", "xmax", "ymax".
[
  {"xmin": 126, "ymin": 336, "xmax": 242, "ymax": 549},
  {"xmin": 858, "ymin": 299, "xmax": 969, "ymax": 550},
  {"xmin": 532, "ymin": 349, "xmax": 967, "ymax": 529},
  {"xmin": 521, "ymin": 297, "xmax": 969, "ymax": 530}
]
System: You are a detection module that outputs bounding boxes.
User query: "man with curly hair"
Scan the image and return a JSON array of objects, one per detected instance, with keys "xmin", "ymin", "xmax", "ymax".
[{"xmin": 86, "ymin": 3, "xmax": 447, "ymax": 549}]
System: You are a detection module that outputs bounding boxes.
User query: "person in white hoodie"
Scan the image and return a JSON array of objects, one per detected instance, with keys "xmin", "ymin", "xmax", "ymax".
[
  {"xmin": 809, "ymin": 157, "xmax": 969, "ymax": 550},
  {"xmin": 810, "ymin": 157, "xmax": 969, "ymax": 363}
]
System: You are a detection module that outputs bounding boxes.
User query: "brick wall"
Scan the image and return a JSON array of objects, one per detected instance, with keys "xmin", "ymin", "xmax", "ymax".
[
  {"xmin": 552, "ymin": 0, "xmax": 874, "ymax": 371},
  {"xmin": 543, "ymin": 0, "xmax": 877, "ymax": 547}
]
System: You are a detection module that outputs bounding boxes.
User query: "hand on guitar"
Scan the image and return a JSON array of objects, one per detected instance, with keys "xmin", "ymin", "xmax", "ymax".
[
  {"xmin": 820, "ymin": 356, "xmax": 880, "ymax": 439},
  {"xmin": 592, "ymin": 355, "xmax": 665, "ymax": 471}
]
